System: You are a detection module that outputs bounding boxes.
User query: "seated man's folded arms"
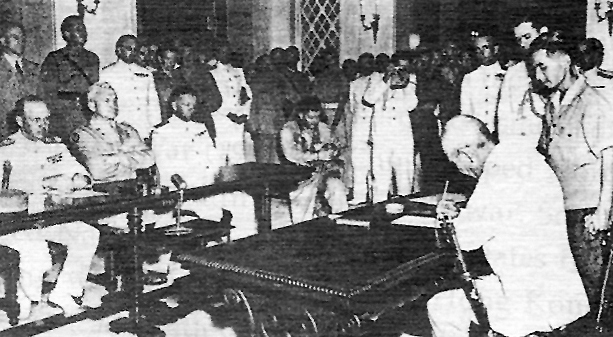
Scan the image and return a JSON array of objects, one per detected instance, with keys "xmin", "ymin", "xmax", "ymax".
[{"xmin": 73, "ymin": 81, "xmax": 154, "ymax": 182}]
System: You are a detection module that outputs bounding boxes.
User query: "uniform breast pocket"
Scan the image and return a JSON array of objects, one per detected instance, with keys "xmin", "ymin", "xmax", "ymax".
[{"xmin": 551, "ymin": 135, "xmax": 598, "ymax": 173}]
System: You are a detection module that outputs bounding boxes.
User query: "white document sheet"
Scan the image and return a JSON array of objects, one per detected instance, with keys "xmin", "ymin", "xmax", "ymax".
[
  {"xmin": 409, "ymin": 193, "xmax": 467, "ymax": 206},
  {"xmin": 391, "ymin": 215, "xmax": 440, "ymax": 228}
]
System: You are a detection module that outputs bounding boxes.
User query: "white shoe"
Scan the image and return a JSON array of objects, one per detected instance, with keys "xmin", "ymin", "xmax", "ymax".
[
  {"xmin": 48, "ymin": 291, "xmax": 83, "ymax": 317},
  {"xmin": 16, "ymin": 286, "xmax": 32, "ymax": 321}
]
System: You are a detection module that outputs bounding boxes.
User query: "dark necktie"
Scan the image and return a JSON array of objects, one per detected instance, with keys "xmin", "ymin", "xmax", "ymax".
[
  {"xmin": 15, "ymin": 61, "xmax": 23, "ymax": 76},
  {"xmin": 537, "ymin": 98, "xmax": 555, "ymax": 157}
]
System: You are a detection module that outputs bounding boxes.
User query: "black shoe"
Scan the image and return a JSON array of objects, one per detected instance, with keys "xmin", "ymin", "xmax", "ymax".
[{"xmin": 72, "ymin": 295, "xmax": 83, "ymax": 306}]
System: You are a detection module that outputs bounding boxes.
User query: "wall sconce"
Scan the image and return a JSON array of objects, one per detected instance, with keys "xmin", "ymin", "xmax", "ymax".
[
  {"xmin": 77, "ymin": 0, "xmax": 101, "ymax": 17},
  {"xmin": 595, "ymin": 0, "xmax": 613, "ymax": 36},
  {"xmin": 359, "ymin": 0, "xmax": 380, "ymax": 44}
]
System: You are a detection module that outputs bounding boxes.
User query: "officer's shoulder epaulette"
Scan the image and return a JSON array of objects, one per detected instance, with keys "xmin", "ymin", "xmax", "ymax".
[
  {"xmin": 0, "ymin": 138, "xmax": 15, "ymax": 147},
  {"xmin": 597, "ymin": 68, "xmax": 613, "ymax": 79},
  {"xmin": 153, "ymin": 120, "xmax": 169, "ymax": 129},
  {"xmin": 24, "ymin": 59, "xmax": 39, "ymax": 68},
  {"xmin": 102, "ymin": 62, "xmax": 117, "ymax": 71},
  {"xmin": 43, "ymin": 136, "xmax": 62, "ymax": 144}
]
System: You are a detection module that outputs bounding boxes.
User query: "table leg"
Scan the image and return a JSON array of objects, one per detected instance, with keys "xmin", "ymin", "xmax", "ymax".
[
  {"xmin": 109, "ymin": 207, "xmax": 165, "ymax": 337},
  {"xmin": 257, "ymin": 185, "xmax": 272, "ymax": 234}
]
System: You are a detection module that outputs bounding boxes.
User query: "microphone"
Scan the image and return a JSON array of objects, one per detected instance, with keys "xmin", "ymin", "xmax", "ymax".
[
  {"xmin": 166, "ymin": 173, "xmax": 192, "ymax": 236},
  {"xmin": 170, "ymin": 174, "xmax": 187, "ymax": 190},
  {"xmin": 2, "ymin": 161, "xmax": 12, "ymax": 190}
]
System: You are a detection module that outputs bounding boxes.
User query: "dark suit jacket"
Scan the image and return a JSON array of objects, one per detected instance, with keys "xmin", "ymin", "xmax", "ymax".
[
  {"xmin": 40, "ymin": 47, "xmax": 100, "ymax": 139},
  {"xmin": 0, "ymin": 56, "xmax": 42, "ymax": 138},
  {"xmin": 40, "ymin": 47, "xmax": 99, "ymax": 96},
  {"xmin": 177, "ymin": 64, "xmax": 222, "ymax": 140},
  {"xmin": 153, "ymin": 68, "xmax": 183, "ymax": 123}
]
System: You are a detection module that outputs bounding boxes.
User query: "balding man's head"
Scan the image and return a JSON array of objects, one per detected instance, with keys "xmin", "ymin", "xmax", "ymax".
[{"xmin": 442, "ymin": 115, "xmax": 496, "ymax": 178}]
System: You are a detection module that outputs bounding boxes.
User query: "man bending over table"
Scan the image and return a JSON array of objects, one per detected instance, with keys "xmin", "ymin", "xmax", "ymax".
[
  {"xmin": 428, "ymin": 115, "xmax": 588, "ymax": 337},
  {"xmin": 0, "ymin": 95, "xmax": 99, "ymax": 319}
]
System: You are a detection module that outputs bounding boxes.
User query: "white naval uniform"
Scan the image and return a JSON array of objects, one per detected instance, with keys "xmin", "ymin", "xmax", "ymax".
[
  {"xmin": 460, "ymin": 62, "xmax": 505, "ymax": 133},
  {"xmin": 210, "ymin": 62, "xmax": 253, "ymax": 165},
  {"xmin": 496, "ymin": 61, "xmax": 544, "ymax": 148},
  {"xmin": 363, "ymin": 72, "xmax": 418, "ymax": 203},
  {"xmin": 100, "ymin": 60, "xmax": 162, "ymax": 140},
  {"xmin": 0, "ymin": 132, "xmax": 99, "ymax": 304},
  {"xmin": 349, "ymin": 74, "xmax": 375, "ymax": 203},
  {"xmin": 152, "ymin": 116, "xmax": 257, "ymax": 240},
  {"xmin": 427, "ymin": 142, "xmax": 589, "ymax": 337},
  {"xmin": 586, "ymin": 68, "xmax": 613, "ymax": 100}
]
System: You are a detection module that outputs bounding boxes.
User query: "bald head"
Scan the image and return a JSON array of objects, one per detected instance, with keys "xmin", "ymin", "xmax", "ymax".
[{"xmin": 442, "ymin": 115, "xmax": 496, "ymax": 178}]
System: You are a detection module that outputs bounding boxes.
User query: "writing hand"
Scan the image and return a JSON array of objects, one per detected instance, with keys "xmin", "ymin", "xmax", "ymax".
[
  {"xmin": 586, "ymin": 208, "xmax": 611, "ymax": 235},
  {"xmin": 436, "ymin": 199, "xmax": 460, "ymax": 221}
]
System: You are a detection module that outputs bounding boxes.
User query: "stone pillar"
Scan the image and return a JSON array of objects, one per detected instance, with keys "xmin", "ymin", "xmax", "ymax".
[
  {"xmin": 228, "ymin": 0, "xmax": 254, "ymax": 60},
  {"xmin": 54, "ymin": 0, "xmax": 138, "ymax": 68},
  {"xmin": 587, "ymin": 0, "xmax": 613, "ymax": 69},
  {"xmin": 251, "ymin": 0, "xmax": 292, "ymax": 59}
]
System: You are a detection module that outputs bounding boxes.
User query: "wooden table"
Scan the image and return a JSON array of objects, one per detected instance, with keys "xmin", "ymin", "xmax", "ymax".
[
  {"xmin": 176, "ymin": 197, "xmax": 455, "ymax": 336},
  {"xmin": 0, "ymin": 163, "xmax": 313, "ymax": 337}
]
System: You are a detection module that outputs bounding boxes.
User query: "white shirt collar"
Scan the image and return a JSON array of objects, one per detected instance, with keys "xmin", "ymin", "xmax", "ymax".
[{"xmin": 479, "ymin": 62, "xmax": 503, "ymax": 75}]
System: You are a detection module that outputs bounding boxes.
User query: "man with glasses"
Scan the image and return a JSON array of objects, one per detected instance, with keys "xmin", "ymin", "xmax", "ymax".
[{"xmin": 0, "ymin": 96, "xmax": 99, "ymax": 319}]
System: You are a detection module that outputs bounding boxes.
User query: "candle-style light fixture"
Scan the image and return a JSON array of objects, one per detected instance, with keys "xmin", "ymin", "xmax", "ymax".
[
  {"xmin": 77, "ymin": 0, "xmax": 101, "ymax": 17},
  {"xmin": 359, "ymin": 0, "xmax": 380, "ymax": 43},
  {"xmin": 595, "ymin": 0, "xmax": 613, "ymax": 36}
]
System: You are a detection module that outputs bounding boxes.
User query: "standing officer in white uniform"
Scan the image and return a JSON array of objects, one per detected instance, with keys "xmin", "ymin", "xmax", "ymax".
[
  {"xmin": 460, "ymin": 33, "xmax": 505, "ymax": 134},
  {"xmin": 100, "ymin": 35, "xmax": 161, "ymax": 140},
  {"xmin": 349, "ymin": 53, "xmax": 376, "ymax": 205},
  {"xmin": 497, "ymin": 14, "xmax": 548, "ymax": 147},
  {"xmin": 363, "ymin": 52, "xmax": 418, "ymax": 203},
  {"xmin": 153, "ymin": 87, "xmax": 257, "ymax": 240},
  {"xmin": 210, "ymin": 46, "xmax": 252, "ymax": 165},
  {"xmin": 0, "ymin": 96, "xmax": 99, "ymax": 319}
]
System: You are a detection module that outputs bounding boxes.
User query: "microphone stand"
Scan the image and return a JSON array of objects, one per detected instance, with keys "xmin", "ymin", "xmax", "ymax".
[
  {"xmin": 365, "ymin": 76, "xmax": 376, "ymax": 205},
  {"xmin": 165, "ymin": 176, "xmax": 192, "ymax": 236},
  {"xmin": 2, "ymin": 161, "xmax": 11, "ymax": 190}
]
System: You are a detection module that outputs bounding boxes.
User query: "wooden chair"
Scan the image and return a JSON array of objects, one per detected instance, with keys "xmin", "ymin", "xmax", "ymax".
[{"xmin": 0, "ymin": 246, "xmax": 20, "ymax": 326}]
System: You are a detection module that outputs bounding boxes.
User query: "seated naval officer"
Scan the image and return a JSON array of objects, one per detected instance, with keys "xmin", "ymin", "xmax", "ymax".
[
  {"xmin": 0, "ymin": 95, "xmax": 100, "ymax": 319},
  {"xmin": 280, "ymin": 96, "xmax": 348, "ymax": 223},
  {"xmin": 73, "ymin": 81, "xmax": 154, "ymax": 182},
  {"xmin": 427, "ymin": 115, "xmax": 588, "ymax": 337},
  {"xmin": 152, "ymin": 86, "xmax": 257, "ymax": 240}
]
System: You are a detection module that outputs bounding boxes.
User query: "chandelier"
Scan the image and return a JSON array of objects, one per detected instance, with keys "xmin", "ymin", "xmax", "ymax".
[
  {"xmin": 595, "ymin": 0, "xmax": 613, "ymax": 36},
  {"xmin": 359, "ymin": 0, "xmax": 380, "ymax": 43},
  {"xmin": 77, "ymin": 0, "xmax": 101, "ymax": 17}
]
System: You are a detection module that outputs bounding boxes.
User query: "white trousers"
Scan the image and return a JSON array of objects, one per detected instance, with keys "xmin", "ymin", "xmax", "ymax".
[
  {"xmin": 372, "ymin": 116, "xmax": 414, "ymax": 203},
  {"xmin": 290, "ymin": 176, "xmax": 348, "ymax": 223},
  {"xmin": 351, "ymin": 115, "xmax": 373, "ymax": 203},
  {"xmin": 428, "ymin": 289, "xmax": 477, "ymax": 337},
  {"xmin": 0, "ymin": 222, "xmax": 99, "ymax": 302}
]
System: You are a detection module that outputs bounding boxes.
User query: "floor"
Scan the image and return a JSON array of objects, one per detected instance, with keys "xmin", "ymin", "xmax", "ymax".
[{"xmin": 0, "ymin": 199, "xmax": 337, "ymax": 337}]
